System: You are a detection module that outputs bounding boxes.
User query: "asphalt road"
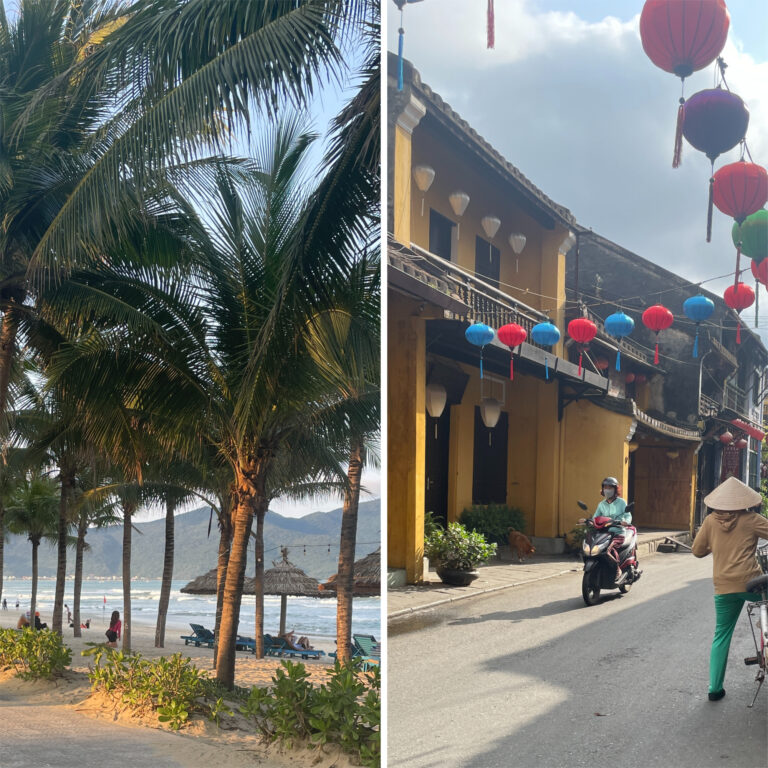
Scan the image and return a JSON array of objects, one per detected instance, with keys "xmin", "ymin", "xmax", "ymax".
[{"xmin": 388, "ymin": 552, "xmax": 768, "ymax": 768}]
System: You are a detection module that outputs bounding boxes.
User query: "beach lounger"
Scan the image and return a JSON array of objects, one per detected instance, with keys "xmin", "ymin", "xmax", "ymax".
[
  {"xmin": 235, "ymin": 635, "xmax": 255, "ymax": 652},
  {"xmin": 353, "ymin": 634, "xmax": 380, "ymax": 670},
  {"xmin": 180, "ymin": 623, "xmax": 215, "ymax": 648}
]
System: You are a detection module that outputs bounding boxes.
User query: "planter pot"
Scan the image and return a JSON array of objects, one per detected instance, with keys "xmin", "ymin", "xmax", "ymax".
[{"xmin": 435, "ymin": 566, "xmax": 479, "ymax": 586}]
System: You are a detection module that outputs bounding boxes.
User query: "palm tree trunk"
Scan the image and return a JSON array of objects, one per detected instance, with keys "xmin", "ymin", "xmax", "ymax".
[
  {"xmin": 52, "ymin": 467, "xmax": 75, "ymax": 635},
  {"xmin": 122, "ymin": 502, "xmax": 134, "ymax": 652},
  {"xmin": 253, "ymin": 500, "xmax": 266, "ymax": 658},
  {"xmin": 154, "ymin": 498, "xmax": 176, "ymax": 648},
  {"xmin": 213, "ymin": 505, "xmax": 232, "ymax": 669},
  {"xmin": 73, "ymin": 513, "xmax": 87, "ymax": 638},
  {"xmin": 336, "ymin": 437, "xmax": 363, "ymax": 661},
  {"xmin": 0, "ymin": 309, "xmax": 19, "ymax": 420},
  {"xmin": 30, "ymin": 539, "xmax": 39, "ymax": 626},
  {"xmin": 0, "ymin": 503, "xmax": 5, "ymax": 611},
  {"xmin": 217, "ymin": 461, "xmax": 265, "ymax": 689}
]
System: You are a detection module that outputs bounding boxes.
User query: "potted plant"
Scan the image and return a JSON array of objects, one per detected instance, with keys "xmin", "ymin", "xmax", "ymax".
[{"xmin": 424, "ymin": 521, "xmax": 497, "ymax": 586}]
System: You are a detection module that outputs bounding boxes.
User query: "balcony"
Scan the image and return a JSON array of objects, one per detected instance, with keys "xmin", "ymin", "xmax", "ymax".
[
  {"xmin": 723, "ymin": 382, "xmax": 747, "ymax": 416},
  {"xmin": 388, "ymin": 236, "xmax": 549, "ymax": 335}
]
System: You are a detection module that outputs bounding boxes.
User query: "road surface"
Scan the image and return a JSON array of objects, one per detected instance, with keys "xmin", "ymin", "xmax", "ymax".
[{"xmin": 388, "ymin": 552, "xmax": 768, "ymax": 767}]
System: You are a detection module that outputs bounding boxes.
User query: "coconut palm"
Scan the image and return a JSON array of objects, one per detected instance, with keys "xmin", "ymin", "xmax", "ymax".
[{"xmin": 4, "ymin": 474, "xmax": 61, "ymax": 623}]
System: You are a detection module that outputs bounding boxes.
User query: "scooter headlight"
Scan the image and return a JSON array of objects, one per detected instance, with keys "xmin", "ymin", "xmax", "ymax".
[
  {"xmin": 590, "ymin": 545, "xmax": 602, "ymax": 556},
  {"xmin": 582, "ymin": 541, "xmax": 590, "ymax": 553}
]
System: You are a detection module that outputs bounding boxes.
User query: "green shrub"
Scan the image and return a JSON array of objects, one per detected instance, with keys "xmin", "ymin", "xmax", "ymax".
[
  {"xmin": 0, "ymin": 628, "xmax": 71, "ymax": 679},
  {"xmin": 82, "ymin": 645, "xmax": 215, "ymax": 728},
  {"xmin": 239, "ymin": 659, "xmax": 380, "ymax": 767},
  {"xmin": 459, "ymin": 504, "xmax": 527, "ymax": 545},
  {"xmin": 424, "ymin": 521, "xmax": 497, "ymax": 570}
]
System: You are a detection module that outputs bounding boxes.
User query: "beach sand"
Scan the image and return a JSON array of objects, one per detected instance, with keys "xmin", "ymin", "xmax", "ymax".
[{"xmin": 0, "ymin": 611, "xmax": 369, "ymax": 768}]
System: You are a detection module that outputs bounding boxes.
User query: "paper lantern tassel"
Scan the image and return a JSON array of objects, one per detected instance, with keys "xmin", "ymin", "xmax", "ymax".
[
  {"xmin": 654, "ymin": 339, "xmax": 660, "ymax": 365},
  {"xmin": 545, "ymin": 356, "xmax": 549, "ymax": 380},
  {"xmin": 397, "ymin": 27, "xmax": 404, "ymax": 91},
  {"xmin": 509, "ymin": 355, "xmax": 514, "ymax": 381},
  {"xmin": 480, "ymin": 351, "xmax": 484, "ymax": 379},
  {"xmin": 578, "ymin": 351, "xmax": 583, "ymax": 377},
  {"xmin": 615, "ymin": 348, "xmax": 621, "ymax": 372},
  {"xmin": 736, "ymin": 321, "xmax": 741, "ymax": 344},
  {"xmin": 706, "ymin": 176, "xmax": 714, "ymax": 243},
  {"xmin": 693, "ymin": 329, "xmax": 699, "ymax": 358},
  {"xmin": 672, "ymin": 97, "xmax": 684, "ymax": 169}
]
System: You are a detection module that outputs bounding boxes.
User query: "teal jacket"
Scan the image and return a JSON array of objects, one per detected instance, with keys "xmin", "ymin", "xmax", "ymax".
[{"xmin": 593, "ymin": 497, "xmax": 631, "ymax": 526}]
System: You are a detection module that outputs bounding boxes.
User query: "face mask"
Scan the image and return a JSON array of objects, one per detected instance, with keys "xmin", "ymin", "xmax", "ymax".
[{"xmin": 602, "ymin": 488, "xmax": 615, "ymax": 499}]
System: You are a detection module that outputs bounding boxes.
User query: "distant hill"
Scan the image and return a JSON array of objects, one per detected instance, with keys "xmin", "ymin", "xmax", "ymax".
[{"xmin": 1, "ymin": 500, "xmax": 380, "ymax": 581}]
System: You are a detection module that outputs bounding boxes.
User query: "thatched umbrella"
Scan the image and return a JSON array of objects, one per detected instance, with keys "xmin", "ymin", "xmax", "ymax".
[
  {"xmin": 320, "ymin": 547, "xmax": 380, "ymax": 596},
  {"xmin": 180, "ymin": 569, "xmax": 219, "ymax": 595},
  {"xmin": 254, "ymin": 547, "xmax": 321, "ymax": 637}
]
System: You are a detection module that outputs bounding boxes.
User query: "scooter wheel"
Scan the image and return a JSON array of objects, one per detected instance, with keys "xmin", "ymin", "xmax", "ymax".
[
  {"xmin": 582, "ymin": 570, "xmax": 601, "ymax": 606},
  {"xmin": 619, "ymin": 582, "xmax": 631, "ymax": 594}
]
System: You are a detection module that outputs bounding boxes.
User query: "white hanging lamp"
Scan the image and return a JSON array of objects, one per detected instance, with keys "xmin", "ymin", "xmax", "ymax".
[
  {"xmin": 448, "ymin": 191, "xmax": 470, "ymax": 239},
  {"xmin": 509, "ymin": 232, "xmax": 526, "ymax": 273},
  {"xmin": 413, "ymin": 165, "xmax": 435, "ymax": 216}
]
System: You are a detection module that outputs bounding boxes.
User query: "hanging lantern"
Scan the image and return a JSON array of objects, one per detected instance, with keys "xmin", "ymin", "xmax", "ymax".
[
  {"xmin": 412, "ymin": 165, "xmax": 435, "ymax": 216},
  {"xmin": 480, "ymin": 397, "xmax": 501, "ymax": 429},
  {"xmin": 481, "ymin": 216, "xmax": 501, "ymax": 240},
  {"xmin": 604, "ymin": 311, "xmax": 635, "ymax": 371},
  {"xmin": 567, "ymin": 317, "xmax": 597, "ymax": 377},
  {"xmin": 497, "ymin": 323, "xmax": 527, "ymax": 380},
  {"xmin": 682, "ymin": 295, "xmax": 715, "ymax": 358},
  {"xmin": 751, "ymin": 258, "xmax": 768, "ymax": 286},
  {"xmin": 734, "ymin": 437, "xmax": 748, "ymax": 450},
  {"xmin": 625, "ymin": 373, "xmax": 636, "ymax": 384},
  {"xmin": 595, "ymin": 357, "xmax": 610, "ymax": 371},
  {"xmin": 531, "ymin": 321, "xmax": 561, "ymax": 381},
  {"xmin": 641, "ymin": 304, "xmax": 674, "ymax": 365},
  {"xmin": 719, "ymin": 431, "xmax": 734, "ymax": 444},
  {"xmin": 733, "ymin": 209, "xmax": 768, "ymax": 263},
  {"xmin": 679, "ymin": 88, "xmax": 749, "ymax": 169},
  {"xmin": 711, "ymin": 162, "xmax": 768, "ymax": 286},
  {"xmin": 509, "ymin": 232, "xmax": 526, "ymax": 273},
  {"xmin": 723, "ymin": 282, "xmax": 755, "ymax": 344},
  {"xmin": 425, "ymin": 382, "xmax": 447, "ymax": 419},
  {"xmin": 394, "ymin": 0, "xmax": 425, "ymax": 90},
  {"xmin": 639, "ymin": 0, "xmax": 730, "ymax": 166},
  {"xmin": 449, "ymin": 190, "xmax": 470, "ymax": 240},
  {"xmin": 465, "ymin": 323, "xmax": 495, "ymax": 379}
]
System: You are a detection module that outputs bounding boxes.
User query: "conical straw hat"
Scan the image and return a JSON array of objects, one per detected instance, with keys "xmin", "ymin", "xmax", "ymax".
[{"xmin": 703, "ymin": 476, "xmax": 762, "ymax": 511}]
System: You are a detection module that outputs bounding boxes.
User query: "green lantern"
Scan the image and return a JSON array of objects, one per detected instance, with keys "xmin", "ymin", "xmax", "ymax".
[{"xmin": 732, "ymin": 209, "xmax": 768, "ymax": 262}]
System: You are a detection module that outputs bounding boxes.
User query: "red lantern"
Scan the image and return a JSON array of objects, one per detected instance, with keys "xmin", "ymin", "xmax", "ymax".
[
  {"xmin": 625, "ymin": 373, "xmax": 636, "ymax": 384},
  {"xmin": 596, "ymin": 357, "xmax": 610, "ymax": 371},
  {"xmin": 711, "ymin": 162, "xmax": 768, "ymax": 284},
  {"xmin": 724, "ymin": 282, "xmax": 755, "ymax": 344},
  {"xmin": 497, "ymin": 323, "xmax": 527, "ymax": 380},
  {"xmin": 640, "ymin": 0, "xmax": 729, "ymax": 165},
  {"xmin": 719, "ymin": 431, "xmax": 733, "ymax": 444},
  {"xmin": 641, "ymin": 305, "xmax": 674, "ymax": 365},
  {"xmin": 635, "ymin": 373, "xmax": 647, "ymax": 384},
  {"xmin": 734, "ymin": 438, "xmax": 748, "ymax": 450},
  {"xmin": 750, "ymin": 258, "xmax": 768, "ymax": 286},
  {"xmin": 567, "ymin": 317, "xmax": 597, "ymax": 377}
]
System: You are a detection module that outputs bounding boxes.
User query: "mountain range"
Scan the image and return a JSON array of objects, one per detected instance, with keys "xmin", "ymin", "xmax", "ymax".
[{"xmin": 1, "ymin": 500, "xmax": 380, "ymax": 581}]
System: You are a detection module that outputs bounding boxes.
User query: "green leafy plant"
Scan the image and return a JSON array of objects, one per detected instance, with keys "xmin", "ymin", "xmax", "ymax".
[
  {"xmin": 208, "ymin": 696, "xmax": 234, "ymax": 726},
  {"xmin": 459, "ymin": 504, "xmax": 527, "ymax": 544},
  {"xmin": 157, "ymin": 699, "xmax": 190, "ymax": 730},
  {"xmin": 424, "ymin": 521, "xmax": 497, "ymax": 570},
  {"xmin": 423, "ymin": 509, "xmax": 444, "ymax": 538},
  {"xmin": 0, "ymin": 628, "xmax": 71, "ymax": 679},
  {"xmin": 239, "ymin": 659, "xmax": 380, "ymax": 767},
  {"xmin": 564, "ymin": 523, "xmax": 588, "ymax": 555}
]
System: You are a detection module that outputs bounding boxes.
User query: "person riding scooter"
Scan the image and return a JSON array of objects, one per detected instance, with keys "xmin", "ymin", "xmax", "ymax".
[{"xmin": 579, "ymin": 477, "xmax": 633, "ymax": 582}]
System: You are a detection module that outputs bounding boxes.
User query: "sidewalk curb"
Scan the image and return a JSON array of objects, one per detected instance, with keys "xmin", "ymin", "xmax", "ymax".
[
  {"xmin": 387, "ymin": 538, "xmax": 685, "ymax": 621},
  {"xmin": 388, "ymin": 567, "xmax": 580, "ymax": 620}
]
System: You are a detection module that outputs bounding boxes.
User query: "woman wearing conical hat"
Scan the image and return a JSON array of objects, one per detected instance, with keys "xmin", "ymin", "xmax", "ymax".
[{"xmin": 692, "ymin": 476, "xmax": 768, "ymax": 701}]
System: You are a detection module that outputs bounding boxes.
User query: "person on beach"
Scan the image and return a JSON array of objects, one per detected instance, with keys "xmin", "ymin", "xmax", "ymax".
[
  {"xmin": 15, "ymin": 600, "xmax": 19, "ymax": 609},
  {"xmin": 33, "ymin": 612, "xmax": 47, "ymax": 630},
  {"xmin": 105, "ymin": 610, "xmax": 121, "ymax": 647},
  {"xmin": 2, "ymin": 598, "xmax": 6, "ymax": 610},
  {"xmin": 65, "ymin": 603, "xmax": 72, "ymax": 625},
  {"xmin": 297, "ymin": 636, "xmax": 313, "ymax": 650},
  {"xmin": 17, "ymin": 614, "xmax": 29, "ymax": 629},
  {"xmin": 692, "ymin": 476, "xmax": 768, "ymax": 702}
]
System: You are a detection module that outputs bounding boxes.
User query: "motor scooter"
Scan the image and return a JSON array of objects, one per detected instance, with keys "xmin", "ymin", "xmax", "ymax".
[{"xmin": 577, "ymin": 501, "xmax": 642, "ymax": 606}]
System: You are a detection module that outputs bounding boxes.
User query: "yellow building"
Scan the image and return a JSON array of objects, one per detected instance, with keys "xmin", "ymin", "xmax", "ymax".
[{"xmin": 387, "ymin": 56, "xmax": 699, "ymax": 586}]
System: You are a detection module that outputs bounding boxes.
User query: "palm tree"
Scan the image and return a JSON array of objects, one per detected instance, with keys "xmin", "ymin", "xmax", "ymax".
[{"xmin": 5, "ymin": 474, "xmax": 60, "ymax": 623}]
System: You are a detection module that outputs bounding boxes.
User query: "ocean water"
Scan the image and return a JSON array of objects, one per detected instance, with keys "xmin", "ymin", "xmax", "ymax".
[{"xmin": 3, "ymin": 578, "xmax": 381, "ymax": 641}]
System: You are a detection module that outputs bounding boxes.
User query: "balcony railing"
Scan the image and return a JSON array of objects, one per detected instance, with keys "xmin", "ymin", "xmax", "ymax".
[
  {"xmin": 390, "ymin": 238, "xmax": 550, "ymax": 337},
  {"xmin": 723, "ymin": 382, "xmax": 747, "ymax": 416},
  {"xmin": 699, "ymin": 392, "xmax": 720, "ymax": 419}
]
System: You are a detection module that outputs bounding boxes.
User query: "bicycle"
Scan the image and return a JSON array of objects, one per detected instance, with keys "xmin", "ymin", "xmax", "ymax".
[{"xmin": 743, "ymin": 543, "xmax": 768, "ymax": 708}]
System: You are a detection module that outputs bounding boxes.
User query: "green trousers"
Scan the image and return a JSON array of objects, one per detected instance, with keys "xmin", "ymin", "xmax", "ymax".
[{"xmin": 709, "ymin": 592, "xmax": 760, "ymax": 694}]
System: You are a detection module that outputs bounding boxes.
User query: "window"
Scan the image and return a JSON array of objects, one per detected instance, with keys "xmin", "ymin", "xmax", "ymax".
[
  {"xmin": 475, "ymin": 236, "xmax": 500, "ymax": 288},
  {"xmin": 429, "ymin": 209, "xmax": 454, "ymax": 261}
]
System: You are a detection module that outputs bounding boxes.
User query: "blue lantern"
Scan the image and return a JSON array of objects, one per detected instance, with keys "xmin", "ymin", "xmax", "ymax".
[
  {"xmin": 604, "ymin": 311, "xmax": 635, "ymax": 371},
  {"xmin": 530, "ymin": 321, "xmax": 561, "ymax": 380},
  {"xmin": 683, "ymin": 295, "xmax": 715, "ymax": 358},
  {"xmin": 465, "ymin": 323, "xmax": 495, "ymax": 379}
]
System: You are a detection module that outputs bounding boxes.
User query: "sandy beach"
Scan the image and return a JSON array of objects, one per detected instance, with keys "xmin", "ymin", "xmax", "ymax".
[{"xmin": 0, "ymin": 610, "xmax": 370, "ymax": 768}]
